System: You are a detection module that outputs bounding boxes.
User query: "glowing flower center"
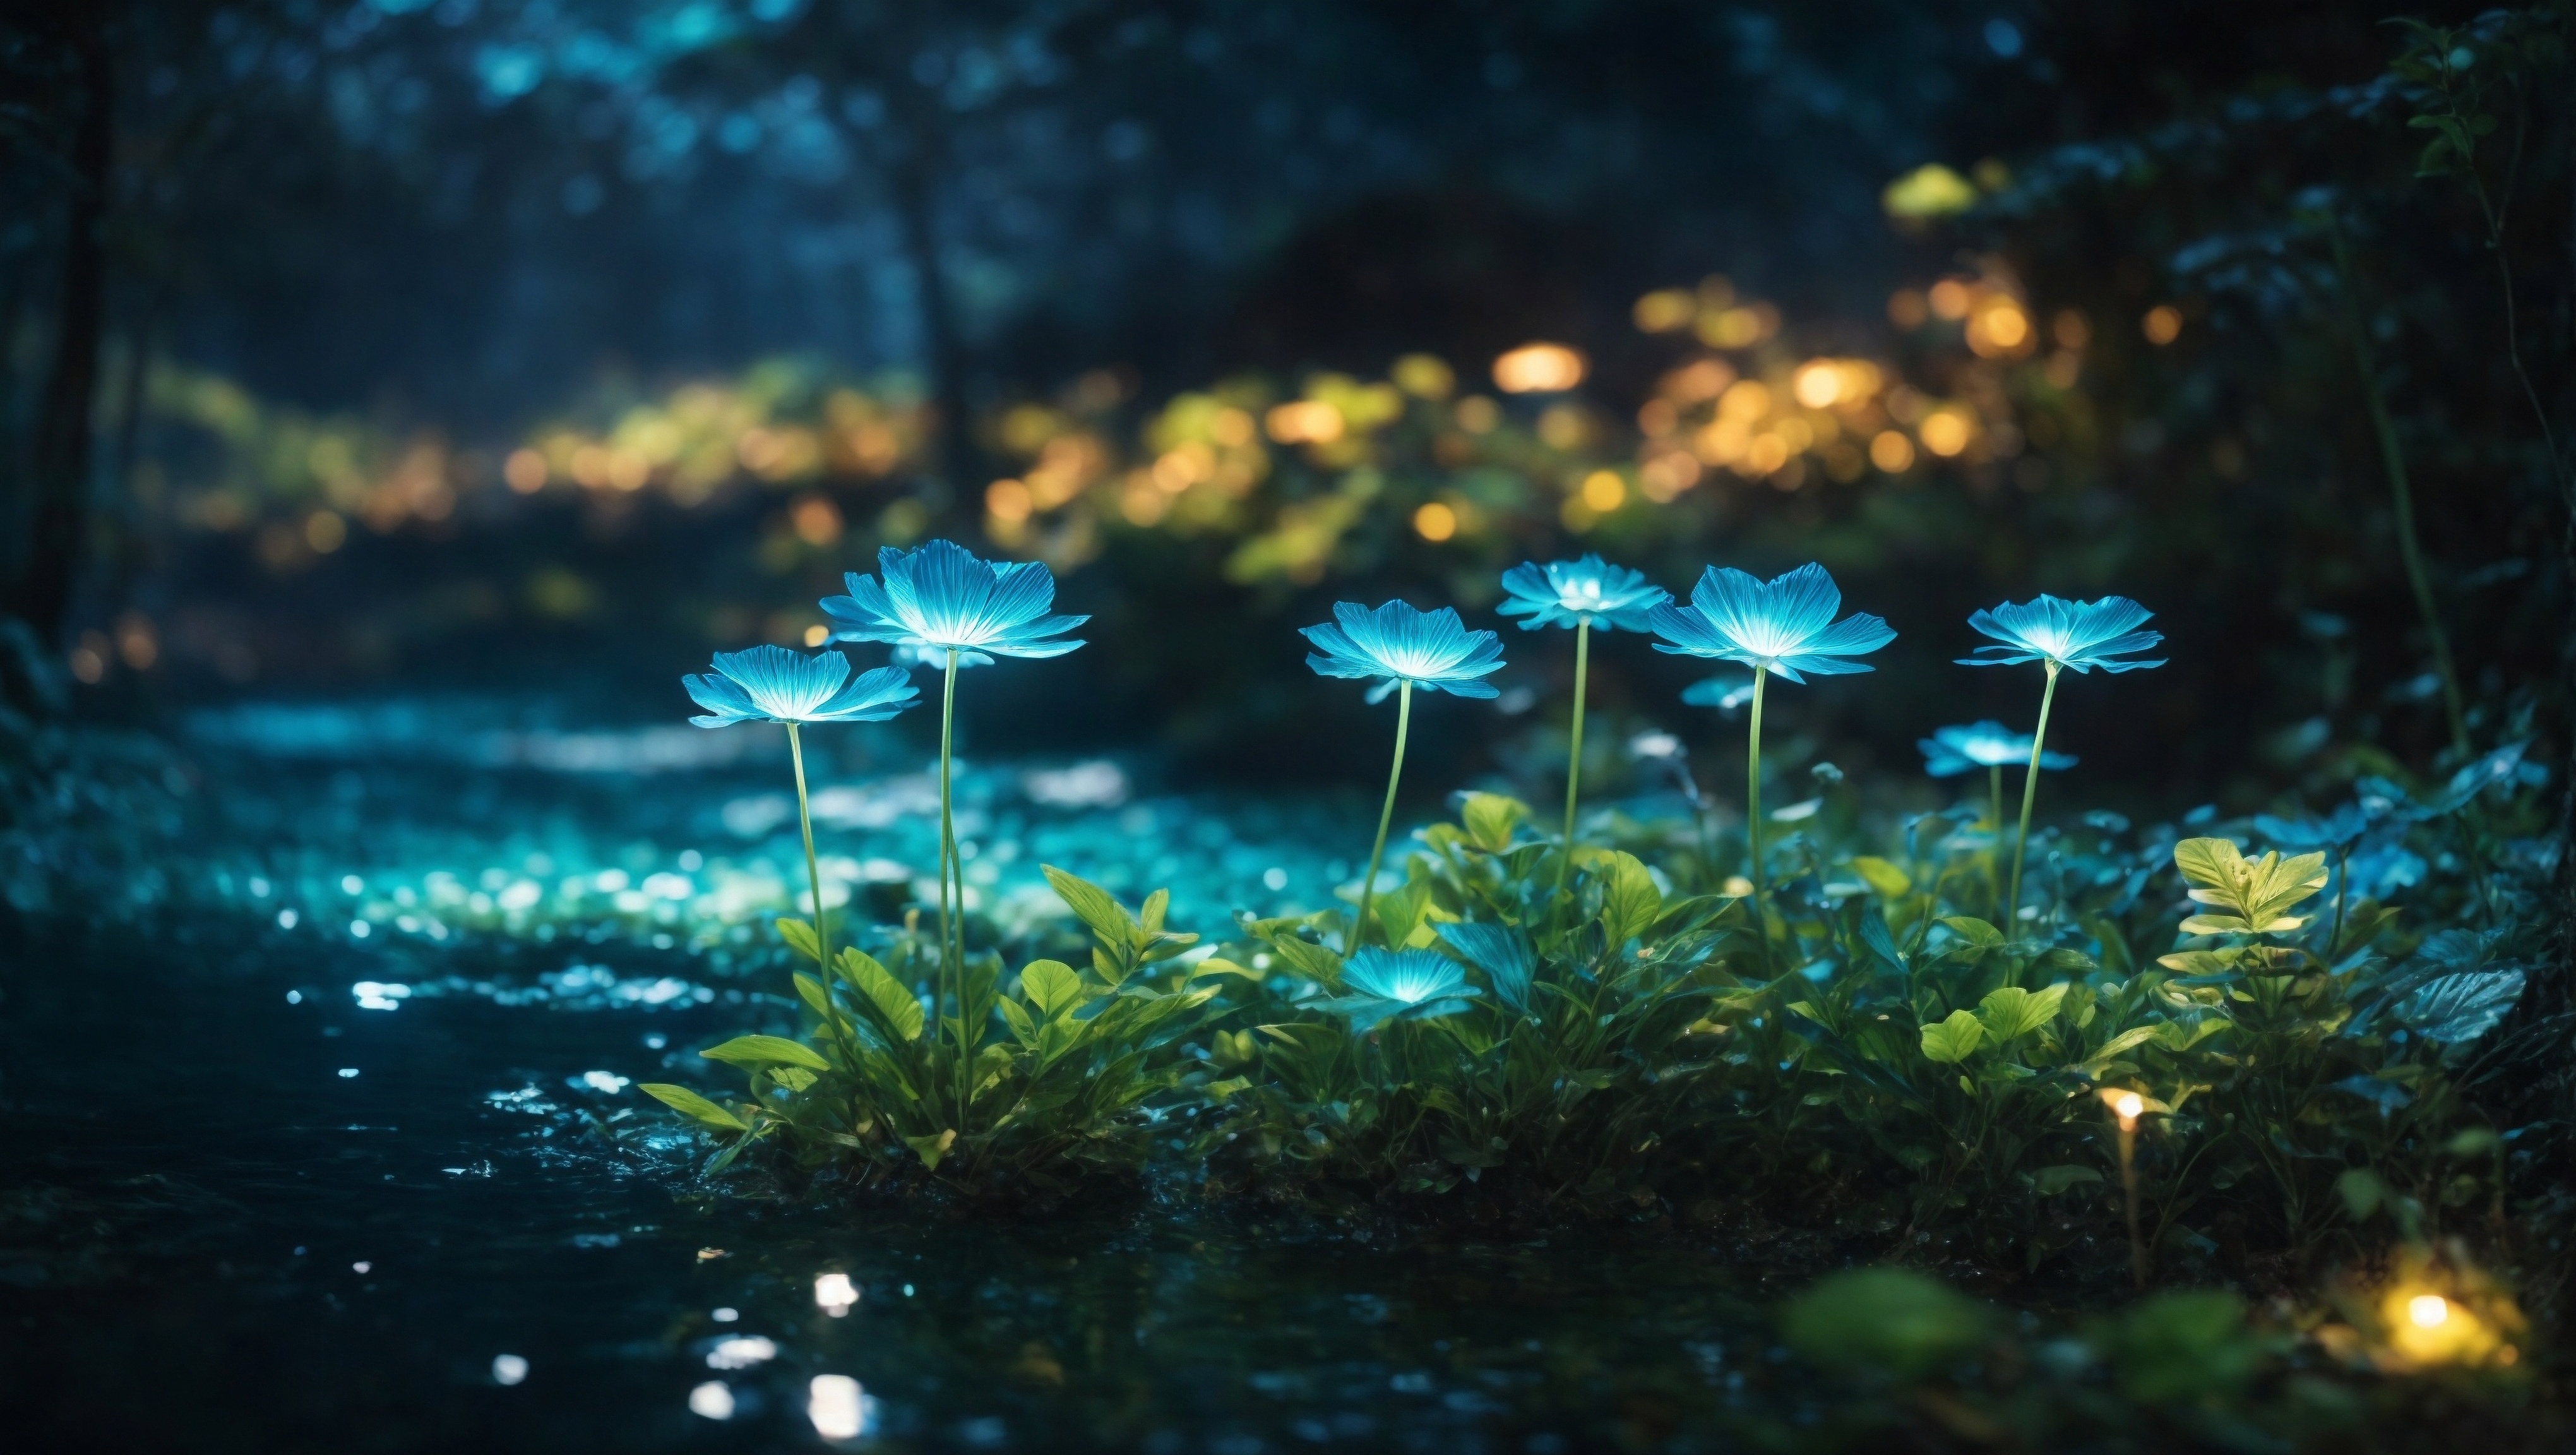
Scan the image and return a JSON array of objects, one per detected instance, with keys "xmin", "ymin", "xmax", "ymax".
[
  {"xmin": 2408, "ymin": 1295, "xmax": 2451, "ymax": 1329},
  {"xmin": 2113, "ymin": 1093, "xmax": 2143, "ymax": 1121}
]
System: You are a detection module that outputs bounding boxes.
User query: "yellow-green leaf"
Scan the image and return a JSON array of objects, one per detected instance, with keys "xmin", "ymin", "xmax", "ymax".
[
  {"xmin": 1600, "ymin": 851, "xmax": 1662, "ymax": 945},
  {"xmin": 1919, "ymin": 1009, "xmax": 1986, "ymax": 1063},
  {"xmin": 1042, "ymin": 864, "xmax": 1133, "ymax": 944},
  {"xmin": 835, "ymin": 947, "xmax": 924, "ymax": 1042},
  {"xmin": 1851, "ymin": 855, "xmax": 1912, "ymax": 899},
  {"xmin": 1460, "ymin": 792, "xmax": 1529, "ymax": 853},
  {"xmin": 640, "ymin": 1082, "xmax": 749, "ymax": 1131},
  {"xmin": 904, "ymin": 1129, "xmax": 958, "ymax": 1171},
  {"xmin": 1018, "ymin": 959, "xmax": 1083, "ymax": 1017},
  {"xmin": 700, "ymin": 1034, "xmax": 832, "ymax": 1072},
  {"xmin": 775, "ymin": 916, "xmax": 822, "ymax": 963},
  {"xmin": 1976, "ymin": 983, "xmax": 2068, "ymax": 1041}
]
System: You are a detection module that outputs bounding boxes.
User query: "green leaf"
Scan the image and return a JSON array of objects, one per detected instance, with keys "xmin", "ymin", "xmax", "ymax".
[
  {"xmin": 775, "ymin": 916, "xmax": 822, "ymax": 964},
  {"xmin": 2084, "ymin": 1025, "xmax": 2161, "ymax": 1065},
  {"xmin": 1268, "ymin": 935, "xmax": 1345, "ymax": 985},
  {"xmin": 1919, "ymin": 1009, "xmax": 1986, "ymax": 1063},
  {"xmin": 2030, "ymin": 1165, "xmax": 2105, "ymax": 1196},
  {"xmin": 1850, "ymin": 856, "xmax": 1912, "ymax": 899},
  {"xmin": 1976, "ymin": 982, "xmax": 2068, "ymax": 1041},
  {"xmin": 1188, "ymin": 956, "xmax": 1262, "ymax": 981},
  {"xmin": 1373, "ymin": 879, "xmax": 1432, "ymax": 949},
  {"xmin": 640, "ymin": 1082, "xmax": 749, "ymax": 1132},
  {"xmin": 996, "ymin": 995, "xmax": 1039, "ymax": 1048},
  {"xmin": 1938, "ymin": 916, "xmax": 2003, "ymax": 947},
  {"xmin": 792, "ymin": 972, "xmax": 837, "ymax": 1022},
  {"xmin": 904, "ymin": 1129, "xmax": 958, "ymax": 1171},
  {"xmin": 835, "ymin": 947, "xmax": 925, "ymax": 1042},
  {"xmin": 2172, "ymin": 837, "xmax": 2325, "ymax": 935},
  {"xmin": 1460, "ymin": 792, "xmax": 1528, "ymax": 853},
  {"xmin": 1599, "ymin": 851, "xmax": 1662, "ymax": 945},
  {"xmin": 700, "ymin": 1034, "xmax": 832, "ymax": 1072},
  {"xmin": 1018, "ymin": 958, "xmax": 1085, "ymax": 1017},
  {"xmin": 2335, "ymin": 1167, "xmax": 2385, "ymax": 1222},
  {"xmin": 1042, "ymin": 864, "xmax": 1134, "ymax": 945},
  {"xmin": 1781, "ymin": 1269, "xmax": 1992, "ymax": 1379},
  {"xmin": 2394, "ymin": 969, "xmax": 2525, "ymax": 1045}
]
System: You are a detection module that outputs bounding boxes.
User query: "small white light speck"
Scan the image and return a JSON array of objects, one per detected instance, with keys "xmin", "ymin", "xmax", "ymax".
[
  {"xmin": 349, "ymin": 919, "xmax": 371, "ymax": 938},
  {"xmin": 285, "ymin": 990, "xmax": 302, "ymax": 1004},
  {"xmin": 677, "ymin": 849, "xmax": 703, "ymax": 871},
  {"xmin": 688, "ymin": 1381, "xmax": 735, "ymax": 1420},
  {"xmin": 705, "ymin": 1336, "xmax": 776, "ymax": 1370},
  {"xmin": 643, "ymin": 1033, "xmax": 667, "ymax": 1050},
  {"xmin": 352, "ymin": 1260, "xmax": 371, "ymax": 1273},
  {"xmin": 491, "ymin": 1353, "xmax": 528, "ymax": 1386},
  {"xmin": 341, "ymin": 875, "xmax": 364, "ymax": 895},
  {"xmin": 902, "ymin": 1283, "xmax": 915, "ymax": 1296},
  {"xmin": 249, "ymin": 877, "xmax": 271, "ymax": 897},
  {"xmin": 337, "ymin": 1068, "xmax": 360, "ymax": 1079},
  {"xmin": 1262, "ymin": 867, "xmax": 1288, "ymax": 891},
  {"xmin": 277, "ymin": 909, "xmax": 299, "ymax": 929},
  {"xmin": 814, "ymin": 1272, "xmax": 858, "ymax": 1315}
]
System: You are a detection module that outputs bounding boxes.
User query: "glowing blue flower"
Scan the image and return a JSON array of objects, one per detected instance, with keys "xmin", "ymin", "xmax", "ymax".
[
  {"xmin": 1648, "ymin": 563, "xmax": 1894, "ymax": 681},
  {"xmin": 683, "ymin": 645, "xmax": 919, "ymax": 728},
  {"xmin": 1497, "ymin": 554, "xmax": 1669, "ymax": 632},
  {"xmin": 1959, "ymin": 595, "xmax": 2164, "ymax": 674},
  {"xmin": 821, "ymin": 539, "xmax": 1087, "ymax": 662},
  {"xmin": 1436, "ymin": 921, "xmax": 1535, "ymax": 1014},
  {"xmin": 1303, "ymin": 601, "xmax": 1505, "ymax": 704},
  {"xmin": 1918, "ymin": 722, "xmax": 2077, "ymax": 777},
  {"xmin": 1681, "ymin": 674, "xmax": 1758, "ymax": 712},
  {"xmin": 1320, "ymin": 949, "xmax": 1476, "ymax": 1028}
]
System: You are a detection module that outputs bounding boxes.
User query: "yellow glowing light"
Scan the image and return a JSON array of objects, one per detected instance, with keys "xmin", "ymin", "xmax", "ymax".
[
  {"xmin": 1392, "ymin": 354, "xmax": 1455, "ymax": 399},
  {"xmin": 1774, "ymin": 416, "xmax": 1815, "ymax": 453},
  {"xmin": 304, "ymin": 510, "xmax": 347, "ymax": 553},
  {"xmin": 1580, "ymin": 470, "xmax": 1626, "ymax": 511},
  {"xmin": 1792, "ymin": 361, "xmax": 1843, "ymax": 409},
  {"xmin": 1637, "ymin": 398, "xmax": 1678, "ymax": 437},
  {"xmin": 1493, "ymin": 342, "xmax": 1587, "ymax": 393},
  {"xmin": 2143, "ymin": 305, "xmax": 2183, "ymax": 345},
  {"xmin": 1210, "ymin": 406, "xmax": 1256, "ymax": 448},
  {"xmin": 790, "ymin": 495, "xmax": 844, "ymax": 546},
  {"xmin": 2053, "ymin": 309, "xmax": 2091, "ymax": 349},
  {"xmin": 69, "ymin": 637, "xmax": 107, "ymax": 684},
  {"xmin": 1412, "ymin": 501, "xmax": 1458, "ymax": 541},
  {"xmin": 1695, "ymin": 307, "xmax": 1768, "ymax": 350},
  {"xmin": 1928, "ymin": 280, "xmax": 1974, "ymax": 321},
  {"xmin": 986, "ymin": 479, "xmax": 1034, "ymax": 523},
  {"xmin": 1968, "ymin": 302, "xmax": 2030, "ymax": 356},
  {"xmin": 2408, "ymin": 1295, "xmax": 2450, "ymax": 1329},
  {"xmin": 116, "ymin": 614, "xmax": 158, "ymax": 671},
  {"xmin": 1887, "ymin": 289, "xmax": 1929, "ymax": 329},
  {"xmin": 1694, "ymin": 419, "xmax": 1750, "ymax": 465},
  {"xmin": 802, "ymin": 625, "xmax": 828, "ymax": 647},
  {"xmin": 2045, "ymin": 351, "xmax": 2083, "ymax": 389},
  {"xmin": 1640, "ymin": 452, "xmax": 1700, "ymax": 500},
  {"xmin": 1453, "ymin": 396, "xmax": 1500, "ymax": 434},
  {"xmin": 1881, "ymin": 162, "xmax": 1979, "ymax": 220},
  {"xmin": 504, "ymin": 448, "xmax": 549, "ymax": 493},
  {"xmin": 1633, "ymin": 289, "xmax": 1698, "ymax": 333},
  {"xmin": 1120, "ymin": 478, "xmax": 1169, "ymax": 526},
  {"xmin": 1744, "ymin": 434, "xmax": 1790, "ymax": 475},
  {"xmin": 2114, "ymin": 1092, "xmax": 2144, "ymax": 1121},
  {"xmin": 1265, "ymin": 400, "xmax": 1345, "ymax": 444},
  {"xmin": 1918, "ymin": 411, "xmax": 1972, "ymax": 457},
  {"xmin": 1717, "ymin": 380, "xmax": 1772, "ymax": 424},
  {"xmin": 1664, "ymin": 358, "xmax": 1734, "ymax": 403},
  {"xmin": 1537, "ymin": 404, "xmax": 1589, "ymax": 451}
]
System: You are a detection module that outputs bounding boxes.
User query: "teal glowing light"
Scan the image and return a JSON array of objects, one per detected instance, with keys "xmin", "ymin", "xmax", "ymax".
[
  {"xmin": 1919, "ymin": 722, "xmax": 2076, "ymax": 777},
  {"xmin": 1323, "ymin": 949, "xmax": 1475, "ymax": 1029}
]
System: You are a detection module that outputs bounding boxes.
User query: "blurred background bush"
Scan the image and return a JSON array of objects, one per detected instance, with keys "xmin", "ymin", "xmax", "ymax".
[{"xmin": 2, "ymin": 0, "xmax": 2565, "ymax": 811}]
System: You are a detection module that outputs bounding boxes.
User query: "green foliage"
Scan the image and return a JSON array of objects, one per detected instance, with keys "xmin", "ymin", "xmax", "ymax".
[
  {"xmin": 1781, "ymin": 1268, "xmax": 1992, "ymax": 1379},
  {"xmin": 653, "ymin": 867, "xmax": 1222, "ymax": 1197}
]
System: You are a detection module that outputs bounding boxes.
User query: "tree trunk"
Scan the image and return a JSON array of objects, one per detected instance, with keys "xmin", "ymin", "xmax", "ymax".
[
  {"xmin": 889, "ymin": 152, "xmax": 979, "ymax": 503},
  {"xmin": 13, "ymin": 14, "xmax": 111, "ymax": 643}
]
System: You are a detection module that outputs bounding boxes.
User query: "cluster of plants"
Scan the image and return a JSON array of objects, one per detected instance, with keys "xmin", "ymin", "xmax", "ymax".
[{"xmin": 639, "ymin": 539, "xmax": 2554, "ymax": 1327}]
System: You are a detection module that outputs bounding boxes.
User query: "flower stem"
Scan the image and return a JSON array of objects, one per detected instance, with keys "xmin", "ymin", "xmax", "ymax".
[
  {"xmin": 787, "ymin": 722, "xmax": 830, "ymax": 975},
  {"xmin": 2118, "ymin": 1117, "xmax": 2147, "ymax": 1290},
  {"xmin": 2007, "ymin": 661, "xmax": 2060, "ymax": 925},
  {"xmin": 938, "ymin": 648, "xmax": 965, "ymax": 1130},
  {"xmin": 1745, "ymin": 666, "xmax": 1768, "ymax": 895},
  {"xmin": 1554, "ymin": 618, "xmax": 1591, "ymax": 903},
  {"xmin": 1988, "ymin": 764, "xmax": 2002, "ymax": 832},
  {"xmin": 1353, "ymin": 680, "xmax": 1413, "ymax": 954}
]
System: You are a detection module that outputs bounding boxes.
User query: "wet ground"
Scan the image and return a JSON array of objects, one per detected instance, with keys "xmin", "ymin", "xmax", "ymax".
[{"xmin": 2, "ymin": 702, "xmax": 1806, "ymax": 1454}]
